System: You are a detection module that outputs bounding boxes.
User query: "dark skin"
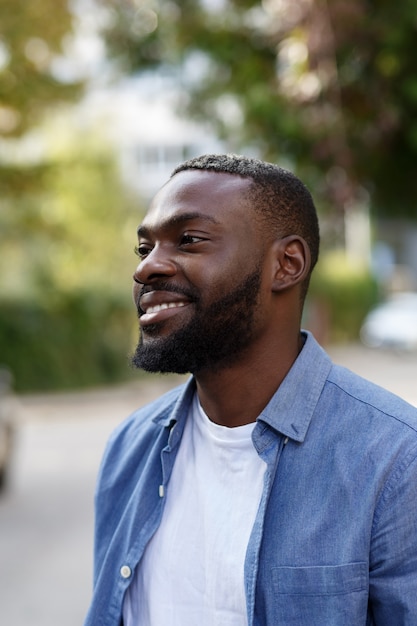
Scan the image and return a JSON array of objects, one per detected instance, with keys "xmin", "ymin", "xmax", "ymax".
[{"xmin": 133, "ymin": 170, "xmax": 311, "ymax": 427}]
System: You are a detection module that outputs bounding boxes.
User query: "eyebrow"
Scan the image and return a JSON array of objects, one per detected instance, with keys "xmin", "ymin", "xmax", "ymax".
[{"xmin": 137, "ymin": 211, "xmax": 220, "ymax": 237}]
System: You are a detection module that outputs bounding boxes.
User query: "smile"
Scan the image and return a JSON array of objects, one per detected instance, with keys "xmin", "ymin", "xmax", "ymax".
[
  {"xmin": 145, "ymin": 302, "xmax": 188, "ymax": 314},
  {"xmin": 138, "ymin": 290, "xmax": 193, "ymax": 327}
]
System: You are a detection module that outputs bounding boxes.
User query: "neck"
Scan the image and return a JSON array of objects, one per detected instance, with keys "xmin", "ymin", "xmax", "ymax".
[{"xmin": 194, "ymin": 331, "xmax": 304, "ymax": 428}]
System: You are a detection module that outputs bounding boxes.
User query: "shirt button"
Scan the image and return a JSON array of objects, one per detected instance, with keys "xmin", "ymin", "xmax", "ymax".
[{"xmin": 120, "ymin": 565, "xmax": 132, "ymax": 579}]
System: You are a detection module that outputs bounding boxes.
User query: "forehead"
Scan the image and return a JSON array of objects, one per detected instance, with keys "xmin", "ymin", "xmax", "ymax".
[{"xmin": 143, "ymin": 170, "xmax": 254, "ymax": 228}]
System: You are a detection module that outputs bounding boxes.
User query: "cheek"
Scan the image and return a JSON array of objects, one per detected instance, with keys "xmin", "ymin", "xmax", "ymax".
[
  {"xmin": 199, "ymin": 249, "xmax": 253, "ymax": 287},
  {"xmin": 196, "ymin": 270, "xmax": 238, "ymax": 303}
]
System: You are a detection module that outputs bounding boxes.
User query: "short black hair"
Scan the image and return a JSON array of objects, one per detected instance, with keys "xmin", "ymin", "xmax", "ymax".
[{"xmin": 172, "ymin": 154, "xmax": 320, "ymax": 296}]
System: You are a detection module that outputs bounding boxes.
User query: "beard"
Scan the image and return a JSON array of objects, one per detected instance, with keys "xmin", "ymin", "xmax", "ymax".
[{"xmin": 130, "ymin": 265, "xmax": 263, "ymax": 374}]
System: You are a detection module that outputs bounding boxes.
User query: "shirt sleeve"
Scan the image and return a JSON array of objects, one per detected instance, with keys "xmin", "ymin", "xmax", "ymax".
[{"xmin": 369, "ymin": 443, "xmax": 417, "ymax": 624}]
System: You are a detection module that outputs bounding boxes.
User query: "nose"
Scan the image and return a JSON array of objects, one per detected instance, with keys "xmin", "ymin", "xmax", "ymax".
[{"xmin": 133, "ymin": 244, "xmax": 177, "ymax": 285}]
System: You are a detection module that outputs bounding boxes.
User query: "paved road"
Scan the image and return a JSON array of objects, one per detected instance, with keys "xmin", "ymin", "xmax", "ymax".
[
  {"xmin": 1, "ymin": 345, "xmax": 417, "ymax": 626},
  {"xmin": 0, "ymin": 374, "xmax": 185, "ymax": 626}
]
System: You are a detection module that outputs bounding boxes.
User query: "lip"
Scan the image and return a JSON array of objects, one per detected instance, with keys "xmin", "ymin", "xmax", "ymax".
[{"xmin": 138, "ymin": 290, "xmax": 192, "ymax": 326}]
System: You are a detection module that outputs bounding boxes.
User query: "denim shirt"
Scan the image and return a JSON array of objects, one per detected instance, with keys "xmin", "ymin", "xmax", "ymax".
[{"xmin": 84, "ymin": 332, "xmax": 417, "ymax": 626}]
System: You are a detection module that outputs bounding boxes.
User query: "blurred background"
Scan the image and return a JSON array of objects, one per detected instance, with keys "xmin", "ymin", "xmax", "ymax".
[{"xmin": 1, "ymin": 0, "xmax": 417, "ymax": 623}]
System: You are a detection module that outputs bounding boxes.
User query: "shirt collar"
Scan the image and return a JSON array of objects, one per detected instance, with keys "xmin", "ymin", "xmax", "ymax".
[
  {"xmin": 258, "ymin": 331, "xmax": 332, "ymax": 442},
  {"xmin": 153, "ymin": 377, "xmax": 196, "ymax": 428},
  {"xmin": 154, "ymin": 331, "xmax": 332, "ymax": 443}
]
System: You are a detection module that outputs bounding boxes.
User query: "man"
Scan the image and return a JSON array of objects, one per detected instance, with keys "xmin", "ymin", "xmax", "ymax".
[{"xmin": 84, "ymin": 154, "xmax": 417, "ymax": 625}]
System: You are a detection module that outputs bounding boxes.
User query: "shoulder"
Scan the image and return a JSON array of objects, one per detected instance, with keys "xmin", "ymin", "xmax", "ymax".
[{"xmin": 325, "ymin": 363, "xmax": 417, "ymax": 434}]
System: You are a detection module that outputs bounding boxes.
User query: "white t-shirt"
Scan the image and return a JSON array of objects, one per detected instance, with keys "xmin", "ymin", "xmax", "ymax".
[{"xmin": 123, "ymin": 393, "xmax": 266, "ymax": 626}]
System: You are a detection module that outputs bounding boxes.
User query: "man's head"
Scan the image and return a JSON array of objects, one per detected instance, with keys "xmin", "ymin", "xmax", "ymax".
[
  {"xmin": 131, "ymin": 154, "xmax": 320, "ymax": 374},
  {"xmin": 172, "ymin": 153, "xmax": 320, "ymax": 296}
]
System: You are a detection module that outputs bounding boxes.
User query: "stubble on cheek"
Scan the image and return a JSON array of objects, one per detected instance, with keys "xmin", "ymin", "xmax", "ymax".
[{"xmin": 130, "ymin": 264, "xmax": 263, "ymax": 374}]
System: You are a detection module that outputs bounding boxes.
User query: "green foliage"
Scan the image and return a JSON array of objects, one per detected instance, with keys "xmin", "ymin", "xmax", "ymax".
[
  {"xmin": 101, "ymin": 0, "xmax": 417, "ymax": 218},
  {"xmin": 0, "ymin": 0, "xmax": 83, "ymax": 198},
  {"xmin": 307, "ymin": 251, "xmax": 380, "ymax": 343},
  {"xmin": 0, "ymin": 128, "xmax": 140, "ymax": 300},
  {"xmin": 0, "ymin": 0, "xmax": 145, "ymax": 392},
  {"xmin": 0, "ymin": 0, "xmax": 81, "ymax": 138},
  {"xmin": 0, "ymin": 293, "xmax": 136, "ymax": 392},
  {"xmin": 0, "ymin": 127, "xmax": 143, "ymax": 392}
]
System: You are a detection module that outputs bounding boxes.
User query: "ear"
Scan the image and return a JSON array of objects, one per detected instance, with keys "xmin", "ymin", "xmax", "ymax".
[{"xmin": 271, "ymin": 235, "xmax": 311, "ymax": 293}]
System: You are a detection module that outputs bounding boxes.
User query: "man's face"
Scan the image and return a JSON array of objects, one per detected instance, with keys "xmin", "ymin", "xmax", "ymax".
[{"xmin": 131, "ymin": 170, "xmax": 271, "ymax": 374}]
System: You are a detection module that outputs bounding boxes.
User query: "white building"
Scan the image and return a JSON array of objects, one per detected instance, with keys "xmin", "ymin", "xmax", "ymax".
[{"xmin": 81, "ymin": 74, "xmax": 225, "ymax": 199}]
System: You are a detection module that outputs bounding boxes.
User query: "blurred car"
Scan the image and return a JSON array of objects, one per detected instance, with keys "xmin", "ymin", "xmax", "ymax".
[
  {"xmin": 360, "ymin": 292, "xmax": 417, "ymax": 351},
  {"xmin": 0, "ymin": 368, "xmax": 17, "ymax": 493}
]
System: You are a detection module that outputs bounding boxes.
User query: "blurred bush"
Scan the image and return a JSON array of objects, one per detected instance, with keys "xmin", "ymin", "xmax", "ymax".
[
  {"xmin": 306, "ymin": 250, "xmax": 380, "ymax": 344},
  {"xmin": 0, "ymin": 292, "xmax": 136, "ymax": 392}
]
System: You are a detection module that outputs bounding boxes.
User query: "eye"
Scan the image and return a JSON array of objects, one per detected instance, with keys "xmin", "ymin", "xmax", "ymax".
[
  {"xmin": 180, "ymin": 234, "xmax": 205, "ymax": 246},
  {"xmin": 134, "ymin": 244, "xmax": 152, "ymax": 259}
]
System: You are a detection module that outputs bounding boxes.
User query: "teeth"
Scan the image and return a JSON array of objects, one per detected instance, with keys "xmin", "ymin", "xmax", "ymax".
[{"xmin": 147, "ymin": 302, "xmax": 187, "ymax": 314}]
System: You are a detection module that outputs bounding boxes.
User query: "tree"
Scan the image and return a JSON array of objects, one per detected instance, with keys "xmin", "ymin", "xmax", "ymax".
[
  {"xmin": 0, "ymin": 122, "xmax": 139, "ymax": 301},
  {"xmin": 0, "ymin": 0, "xmax": 82, "ymax": 194},
  {"xmin": 100, "ymin": 0, "xmax": 417, "ymax": 220},
  {"xmin": 0, "ymin": 1, "xmax": 144, "ymax": 391},
  {"xmin": 0, "ymin": 123, "xmax": 142, "ymax": 391}
]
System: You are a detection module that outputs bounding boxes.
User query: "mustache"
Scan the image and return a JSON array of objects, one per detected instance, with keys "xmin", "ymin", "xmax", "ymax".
[{"xmin": 139, "ymin": 282, "xmax": 198, "ymax": 300}]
